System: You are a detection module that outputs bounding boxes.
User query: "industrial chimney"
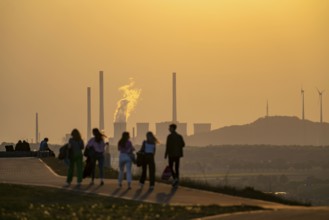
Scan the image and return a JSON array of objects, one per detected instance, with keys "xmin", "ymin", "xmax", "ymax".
[
  {"xmin": 36, "ymin": 113, "xmax": 39, "ymax": 143},
  {"xmin": 172, "ymin": 72, "xmax": 177, "ymax": 122},
  {"xmin": 99, "ymin": 71, "xmax": 104, "ymax": 131},
  {"xmin": 87, "ymin": 87, "xmax": 91, "ymax": 140}
]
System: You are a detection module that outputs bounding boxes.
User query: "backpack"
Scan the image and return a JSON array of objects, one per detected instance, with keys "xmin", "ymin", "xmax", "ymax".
[
  {"xmin": 161, "ymin": 165, "xmax": 172, "ymax": 180},
  {"xmin": 136, "ymin": 151, "xmax": 145, "ymax": 167},
  {"xmin": 58, "ymin": 144, "xmax": 69, "ymax": 160}
]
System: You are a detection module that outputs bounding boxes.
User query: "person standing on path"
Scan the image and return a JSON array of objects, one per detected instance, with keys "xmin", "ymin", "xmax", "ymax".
[
  {"xmin": 86, "ymin": 128, "xmax": 107, "ymax": 185},
  {"xmin": 165, "ymin": 123, "xmax": 185, "ymax": 188},
  {"xmin": 139, "ymin": 132, "xmax": 158, "ymax": 190},
  {"xmin": 118, "ymin": 131, "xmax": 135, "ymax": 189},
  {"xmin": 66, "ymin": 129, "xmax": 84, "ymax": 187}
]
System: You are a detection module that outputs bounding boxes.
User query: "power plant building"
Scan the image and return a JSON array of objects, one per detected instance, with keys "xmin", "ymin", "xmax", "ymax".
[
  {"xmin": 155, "ymin": 122, "xmax": 171, "ymax": 144},
  {"xmin": 156, "ymin": 122, "xmax": 187, "ymax": 144},
  {"xmin": 113, "ymin": 122, "xmax": 127, "ymax": 144},
  {"xmin": 136, "ymin": 123, "xmax": 149, "ymax": 144},
  {"xmin": 177, "ymin": 123, "xmax": 187, "ymax": 137}
]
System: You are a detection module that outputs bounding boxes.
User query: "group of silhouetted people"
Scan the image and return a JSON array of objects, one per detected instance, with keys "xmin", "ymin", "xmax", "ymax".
[
  {"xmin": 14, "ymin": 140, "xmax": 31, "ymax": 151},
  {"xmin": 63, "ymin": 128, "xmax": 107, "ymax": 187},
  {"xmin": 62, "ymin": 123, "xmax": 185, "ymax": 190}
]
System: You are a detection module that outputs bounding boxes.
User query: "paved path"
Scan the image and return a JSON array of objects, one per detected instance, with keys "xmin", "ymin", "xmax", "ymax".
[{"xmin": 1, "ymin": 157, "xmax": 328, "ymax": 220}]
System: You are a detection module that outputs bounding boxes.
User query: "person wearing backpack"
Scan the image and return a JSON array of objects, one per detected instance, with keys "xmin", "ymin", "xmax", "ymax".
[{"xmin": 139, "ymin": 132, "xmax": 158, "ymax": 190}]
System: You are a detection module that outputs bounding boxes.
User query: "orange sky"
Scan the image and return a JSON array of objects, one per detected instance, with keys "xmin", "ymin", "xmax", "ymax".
[{"xmin": 1, "ymin": 0, "xmax": 328, "ymax": 144}]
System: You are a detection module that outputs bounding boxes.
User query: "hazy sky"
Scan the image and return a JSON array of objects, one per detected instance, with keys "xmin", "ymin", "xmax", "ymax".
[{"xmin": 1, "ymin": 0, "xmax": 328, "ymax": 144}]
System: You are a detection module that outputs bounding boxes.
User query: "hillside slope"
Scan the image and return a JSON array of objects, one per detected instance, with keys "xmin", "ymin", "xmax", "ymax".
[{"xmin": 186, "ymin": 116, "xmax": 329, "ymax": 146}]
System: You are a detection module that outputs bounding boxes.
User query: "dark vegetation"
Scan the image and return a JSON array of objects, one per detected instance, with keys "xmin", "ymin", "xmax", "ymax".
[
  {"xmin": 178, "ymin": 145, "xmax": 329, "ymax": 205},
  {"xmin": 178, "ymin": 179, "xmax": 311, "ymax": 207},
  {"xmin": 0, "ymin": 183, "xmax": 263, "ymax": 220}
]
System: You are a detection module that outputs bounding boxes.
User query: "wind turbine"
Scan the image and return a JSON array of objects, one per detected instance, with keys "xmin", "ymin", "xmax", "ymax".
[
  {"xmin": 317, "ymin": 88, "xmax": 325, "ymax": 123},
  {"xmin": 301, "ymin": 88, "xmax": 305, "ymax": 120}
]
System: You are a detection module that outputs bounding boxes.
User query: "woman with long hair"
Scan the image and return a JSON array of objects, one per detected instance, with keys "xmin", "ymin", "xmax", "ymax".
[
  {"xmin": 118, "ymin": 131, "xmax": 135, "ymax": 189},
  {"xmin": 139, "ymin": 131, "xmax": 158, "ymax": 190},
  {"xmin": 66, "ymin": 129, "xmax": 84, "ymax": 187},
  {"xmin": 86, "ymin": 128, "xmax": 107, "ymax": 185}
]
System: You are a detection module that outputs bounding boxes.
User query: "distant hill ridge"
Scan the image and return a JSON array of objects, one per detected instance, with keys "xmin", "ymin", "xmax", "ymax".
[{"xmin": 186, "ymin": 116, "xmax": 329, "ymax": 146}]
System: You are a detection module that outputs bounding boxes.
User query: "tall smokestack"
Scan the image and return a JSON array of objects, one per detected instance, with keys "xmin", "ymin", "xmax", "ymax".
[
  {"xmin": 87, "ymin": 87, "xmax": 91, "ymax": 140},
  {"xmin": 172, "ymin": 72, "xmax": 177, "ymax": 122},
  {"xmin": 99, "ymin": 71, "xmax": 104, "ymax": 131},
  {"xmin": 36, "ymin": 113, "xmax": 39, "ymax": 143}
]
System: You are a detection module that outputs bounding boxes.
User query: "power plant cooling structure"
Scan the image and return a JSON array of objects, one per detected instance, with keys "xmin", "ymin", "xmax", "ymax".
[{"xmin": 114, "ymin": 122, "xmax": 127, "ymax": 143}]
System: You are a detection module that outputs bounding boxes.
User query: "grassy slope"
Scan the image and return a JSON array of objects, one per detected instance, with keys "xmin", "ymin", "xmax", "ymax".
[
  {"xmin": 42, "ymin": 157, "xmax": 310, "ymax": 206},
  {"xmin": 0, "ymin": 183, "xmax": 262, "ymax": 220}
]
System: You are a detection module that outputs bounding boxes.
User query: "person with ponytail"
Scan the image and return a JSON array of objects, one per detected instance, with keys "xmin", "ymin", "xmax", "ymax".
[
  {"xmin": 86, "ymin": 128, "xmax": 107, "ymax": 185},
  {"xmin": 118, "ymin": 131, "xmax": 135, "ymax": 189}
]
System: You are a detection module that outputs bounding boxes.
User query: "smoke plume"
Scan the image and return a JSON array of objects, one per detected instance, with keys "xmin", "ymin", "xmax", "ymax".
[{"xmin": 114, "ymin": 78, "xmax": 141, "ymax": 122}]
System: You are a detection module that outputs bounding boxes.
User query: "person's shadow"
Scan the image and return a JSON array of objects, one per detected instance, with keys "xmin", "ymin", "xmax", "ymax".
[
  {"xmin": 90, "ymin": 185, "xmax": 102, "ymax": 192},
  {"xmin": 138, "ymin": 188, "xmax": 154, "ymax": 201},
  {"xmin": 111, "ymin": 187, "xmax": 121, "ymax": 196},
  {"xmin": 119, "ymin": 188, "xmax": 130, "ymax": 197},
  {"xmin": 155, "ymin": 187, "xmax": 177, "ymax": 204},
  {"xmin": 133, "ymin": 188, "xmax": 143, "ymax": 200}
]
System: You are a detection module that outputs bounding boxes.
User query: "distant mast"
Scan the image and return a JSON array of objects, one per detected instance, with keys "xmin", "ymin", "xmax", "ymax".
[
  {"xmin": 301, "ymin": 88, "xmax": 305, "ymax": 120},
  {"xmin": 36, "ymin": 113, "xmax": 39, "ymax": 143},
  {"xmin": 266, "ymin": 100, "xmax": 269, "ymax": 117}
]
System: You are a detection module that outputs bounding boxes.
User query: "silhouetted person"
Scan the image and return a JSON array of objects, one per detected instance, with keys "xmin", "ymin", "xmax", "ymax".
[
  {"xmin": 15, "ymin": 140, "xmax": 23, "ymax": 151},
  {"xmin": 66, "ymin": 129, "xmax": 84, "ymax": 187},
  {"xmin": 165, "ymin": 124, "xmax": 185, "ymax": 188},
  {"xmin": 22, "ymin": 140, "xmax": 30, "ymax": 151},
  {"xmin": 86, "ymin": 128, "xmax": 107, "ymax": 185},
  {"xmin": 139, "ymin": 132, "xmax": 158, "ymax": 190},
  {"xmin": 118, "ymin": 131, "xmax": 135, "ymax": 189},
  {"xmin": 39, "ymin": 137, "xmax": 55, "ymax": 157},
  {"xmin": 39, "ymin": 138, "xmax": 49, "ymax": 151},
  {"xmin": 5, "ymin": 145, "xmax": 14, "ymax": 152}
]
